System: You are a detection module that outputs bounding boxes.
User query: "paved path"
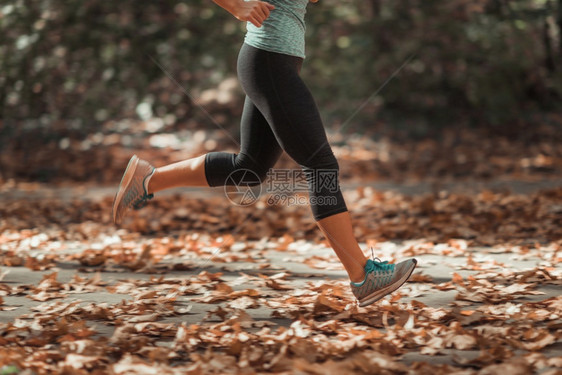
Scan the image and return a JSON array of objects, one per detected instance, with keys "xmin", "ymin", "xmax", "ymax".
[{"xmin": 1, "ymin": 180, "xmax": 561, "ymax": 372}]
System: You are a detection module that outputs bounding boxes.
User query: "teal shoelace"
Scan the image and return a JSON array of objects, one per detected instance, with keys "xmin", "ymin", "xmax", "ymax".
[
  {"xmin": 365, "ymin": 248, "xmax": 395, "ymax": 274},
  {"xmin": 351, "ymin": 251, "xmax": 395, "ymax": 287},
  {"xmin": 132, "ymin": 193, "xmax": 154, "ymax": 210},
  {"xmin": 364, "ymin": 258, "xmax": 394, "ymax": 274},
  {"xmin": 131, "ymin": 167, "xmax": 155, "ymax": 210},
  {"xmin": 364, "ymin": 258, "xmax": 395, "ymax": 289}
]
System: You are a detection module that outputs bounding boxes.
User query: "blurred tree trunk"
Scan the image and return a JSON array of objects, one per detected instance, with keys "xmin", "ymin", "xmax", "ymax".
[
  {"xmin": 558, "ymin": 0, "xmax": 562, "ymax": 56},
  {"xmin": 370, "ymin": 0, "xmax": 378, "ymax": 60},
  {"xmin": 370, "ymin": 0, "xmax": 381, "ymax": 16},
  {"xmin": 544, "ymin": 1, "xmax": 556, "ymax": 72},
  {"xmin": 370, "ymin": 0, "xmax": 386, "ymax": 56}
]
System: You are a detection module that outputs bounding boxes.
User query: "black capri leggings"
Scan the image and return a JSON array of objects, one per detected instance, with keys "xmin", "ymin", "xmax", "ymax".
[{"xmin": 204, "ymin": 43, "xmax": 348, "ymax": 221}]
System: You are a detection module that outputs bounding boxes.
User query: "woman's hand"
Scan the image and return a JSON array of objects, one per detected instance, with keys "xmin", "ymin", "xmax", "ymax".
[{"xmin": 213, "ymin": 0, "xmax": 275, "ymax": 28}]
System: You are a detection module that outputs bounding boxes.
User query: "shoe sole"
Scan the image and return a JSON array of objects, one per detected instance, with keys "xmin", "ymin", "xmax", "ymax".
[
  {"xmin": 358, "ymin": 259, "xmax": 418, "ymax": 307},
  {"xmin": 112, "ymin": 155, "xmax": 139, "ymax": 224}
]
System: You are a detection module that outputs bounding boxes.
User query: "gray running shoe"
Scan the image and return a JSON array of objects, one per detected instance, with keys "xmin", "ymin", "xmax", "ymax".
[
  {"xmin": 112, "ymin": 155, "xmax": 155, "ymax": 225},
  {"xmin": 350, "ymin": 257, "xmax": 417, "ymax": 307}
]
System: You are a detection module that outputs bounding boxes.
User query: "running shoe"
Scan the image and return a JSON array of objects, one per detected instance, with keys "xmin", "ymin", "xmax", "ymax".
[
  {"xmin": 112, "ymin": 155, "xmax": 155, "ymax": 225},
  {"xmin": 350, "ymin": 257, "xmax": 417, "ymax": 307}
]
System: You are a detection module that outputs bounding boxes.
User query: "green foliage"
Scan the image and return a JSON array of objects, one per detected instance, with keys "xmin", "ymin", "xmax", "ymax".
[
  {"xmin": 305, "ymin": 0, "xmax": 562, "ymax": 129},
  {"xmin": 1, "ymin": 0, "xmax": 245, "ymax": 127},
  {"xmin": 1, "ymin": 0, "xmax": 561, "ymax": 131},
  {"xmin": 0, "ymin": 366, "xmax": 19, "ymax": 375}
]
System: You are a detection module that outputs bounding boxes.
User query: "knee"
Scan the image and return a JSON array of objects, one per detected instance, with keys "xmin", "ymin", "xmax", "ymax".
[
  {"xmin": 300, "ymin": 150, "xmax": 341, "ymax": 192},
  {"xmin": 302, "ymin": 146, "xmax": 339, "ymax": 172},
  {"xmin": 234, "ymin": 153, "xmax": 272, "ymax": 186},
  {"xmin": 302, "ymin": 151, "xmax": 340, "ymax": 178},
  {"xmin": 245, "ymin": 168, "xmax": 269, "ymax": 187}
]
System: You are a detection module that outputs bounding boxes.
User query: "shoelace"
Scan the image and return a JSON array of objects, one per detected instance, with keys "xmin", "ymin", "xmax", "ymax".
[
  {"xmin": 131, "ymin": 167, "xmax": 155, "ymax": 210},
  {"xmin": 132, "ymin": 193, "xmax": 154, "ymax": 210},
  {"xmin": 365, "ymin": 248, "xmax": 394, "ymax": 274}
]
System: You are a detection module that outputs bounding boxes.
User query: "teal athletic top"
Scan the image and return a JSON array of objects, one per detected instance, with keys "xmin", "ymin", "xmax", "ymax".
[{"xmin": 244, "ymin": 0, "xmax": 308, "ymax": 58}]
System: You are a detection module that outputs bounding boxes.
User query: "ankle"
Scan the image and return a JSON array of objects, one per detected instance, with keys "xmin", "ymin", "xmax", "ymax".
[
  {"xmin": 349, "ymin": 257, "xmax": 369, "ymax": 283},
  {"xmin": 350, "ymin": 270, "xmax": 366, "ymax": 284},
  {"xmin": 145, "ymin": 168, "xmax": 157, "ymax": 194}
]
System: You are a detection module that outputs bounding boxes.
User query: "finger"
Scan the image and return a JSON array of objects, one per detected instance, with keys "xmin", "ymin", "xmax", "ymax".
[
  {"xmin": 264, "ymin": 2, "xmax": 275, "ymax": 10},
  {"xmin": 251, "ymin": 6, "xmax": 264, "ymax": 21},
  {"xmin": 249, "ymin": 15, "xmax": 262, "ymax": 28},
  {"xmin": 250, "ymin": 10, "xmax": 265, "ymax": 26},
  {"xmin": 255, "ymin": 4, "xmax": 269, "ymax": 20},
  {"xmin": 261, "ymin": 3, "xmax": 271, "ymax": 18},
  {"xmin": 252, "ymin": 6, "xmax": 269, "ymax": 24}
]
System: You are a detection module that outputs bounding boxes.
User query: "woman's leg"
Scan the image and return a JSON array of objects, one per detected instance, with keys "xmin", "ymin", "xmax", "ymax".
[
  {"xmin": 317, "ymin": 212, "xmax": 368, "ymax": 283},
  {"xmin": 113, "ymin": 94, "xmax": 282, "ymax": 224},
  {"xmin": 148, "ymin": 95, "xmax": 283, "ymax": 193},
  {"xmin": 148, "ymin": 155, "xmax": 208, "ymax": 193},
  {"xmin": 237, "ymin": 43, "xmax": 368, "ymax": 282},
  {"xmin": 203, "ymin": 96, "xmax": 283, "ymax": 188}
]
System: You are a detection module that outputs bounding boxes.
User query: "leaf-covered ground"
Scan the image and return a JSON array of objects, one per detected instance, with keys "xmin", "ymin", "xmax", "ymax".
[{"xmin": 0, "ymin": 181, "xmax": 561, "ymax": 374}]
